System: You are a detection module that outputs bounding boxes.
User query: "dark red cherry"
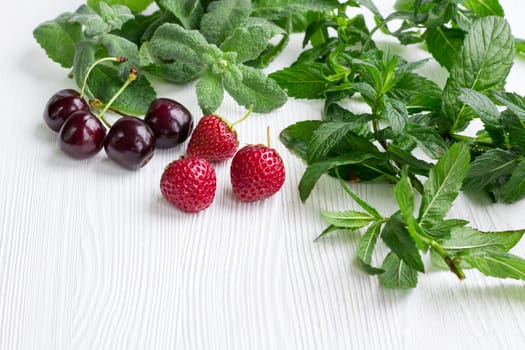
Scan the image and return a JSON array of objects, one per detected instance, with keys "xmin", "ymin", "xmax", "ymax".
[
  {"xmin": 144, "ymin": 98, "xmax": 193, "ymax": 148},
  {"xmin": 44, "ymin": 89, "xmax": 90, "ymax": 132},
  {"xmin": 104, "ymin": 117, "xmax": 156, "ymax": 170},
  {"xmin": 58, "ymin": 110, "xmax": 106, "ymax": 159}
]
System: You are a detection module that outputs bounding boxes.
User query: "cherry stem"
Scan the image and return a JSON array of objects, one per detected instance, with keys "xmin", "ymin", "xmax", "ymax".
[
  {"xmin": 230, "ymin": 104, "xmax": 254, "ymax": 129},
  {"xmin": 96, "ymin": 67, "xmax": 138, "ymax": 128},
  {"xmin": 80, "ymin": 56, "xmax": 128, "ymax": 99}
]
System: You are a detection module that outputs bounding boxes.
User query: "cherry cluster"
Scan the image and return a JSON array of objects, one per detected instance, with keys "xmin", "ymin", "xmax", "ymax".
[{"xmin": 42, "ymin": 58, "xmax": 193, "ymax": 170}]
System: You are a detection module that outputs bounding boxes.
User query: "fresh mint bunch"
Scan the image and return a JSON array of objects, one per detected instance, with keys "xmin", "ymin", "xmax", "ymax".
[{"xmin": 277, "ymin": 0, "xmax": 525, "ymax": 287}]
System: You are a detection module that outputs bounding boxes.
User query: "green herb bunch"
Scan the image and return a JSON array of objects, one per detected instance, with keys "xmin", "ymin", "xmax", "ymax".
[
  {"xmin": 34, "ymin": 0, "xmax": 341, "ymax": 115},
  {"xmin": 276, "ymin": 0, "xmax": 525, "ymax": 288}
]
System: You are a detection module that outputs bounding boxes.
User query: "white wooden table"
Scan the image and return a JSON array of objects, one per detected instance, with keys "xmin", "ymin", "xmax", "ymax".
[{"xmin": 1, "ymin": 1, "xmax": 524, "ymax": 349}]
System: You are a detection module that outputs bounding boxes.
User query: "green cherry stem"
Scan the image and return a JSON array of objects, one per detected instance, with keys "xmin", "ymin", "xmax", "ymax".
[
  {"xmin": 80, "ymin": 56, "xmax": 128, "ymax": 99},
  {"xmin": 96, "ymin": 67, "xmax": 138, "ymax": 128},
  {"xmin": 230, "ymin": 104, "xmax": 254, "ymax": 129}
]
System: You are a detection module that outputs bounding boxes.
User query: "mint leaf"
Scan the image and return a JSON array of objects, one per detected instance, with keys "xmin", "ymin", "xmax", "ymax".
[
  {"xmin": 298, "ymin": 152, "xmax": 386, "ymax": 202},
  {"xmin": 405, "ymin": 124, "xmax": 448, "ymax": 159},
  {"xmin": 270, "ymin": 63, "xmax": 330, "ymax": 99},
  {"xmin": 462, "ymin": 149, "xmax": 519, "ymax": 192},
  {"xmin": 378, "ymin": 252, "xmax": 418, "ymax": 289},
  {"xmin": 279, "ymin": 120, "xmax": 322, "ymax": 161},
  {"xmin": 442, "ymin": 16, "xmax": 514, "ymax": 132},
  {"xmin": 156, "ymin": 0, "xmax": 203, "ymax": 29},
  {"xmin": 33, "ymin": 12, "xmax": 82, "ymax": 68},
  {"xmin": 418, "ymin": 142, "xmax": 471, "ymax": 229},
  {"xmin": 387, "ymin": 144, "xmax": 432, "ymax": 176},
  {"xmin": 321, "ymin": 210, "xmax": 376, "ymax": 229},
  {"xmin": 200, "ymin": 0, "xmax": 252, "ymax": 46},
  {"xmin": 357, "ymin": 221, "xmax": 384, "ymax": 275},
  {"xmin": 501, "ymin": 110, "xmax": 525, "ymax": 151},
  {"xmin": 393, "ymin": 169, "xmax": 414, "ymax": 222},
  {"xmin": 425, "ymin": 26, "xmax": 465, "ymax": 70},
  {"xmin": 441, "ymin": 226, "xmax": 524, "ymax": 253},
  {"xmin": 464, "ymin": 250, "xmax": 525, "ymax": 281},
  {"xmin": 223, "ymin": 64, "xmax": 287, "ymax": 113},
  {"xmin": 196, "ymin": 73, "xmax": 224, "ymax": 114},
  {"xmin": 87, "ymin": 0, "xmax": 154, "ymax": 13},
  {"xmin": 382, "ymin": 96, "xmax": 408, "ymax": 134},
  {"xmin": 498, "ymin": 158, "xmax": 525, "ymax": 203},
  {"xmin": 463, "ymin": 0, "xmax": 504, "ymax": 17},
  {"xmin": 306, "ymin": 122, "xmax": 367, "ymax": 164},
  {"xmin": 381, "ymin": 214, "xmax": 425, "ymax": 272}
]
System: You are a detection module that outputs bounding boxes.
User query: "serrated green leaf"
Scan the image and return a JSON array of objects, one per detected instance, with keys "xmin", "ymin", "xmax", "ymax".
[
  {"xmin": 335, "ymin": 170, "xmax": 382, "ymax": 219},
  {"xmin": 382, "ymin": 96, "xmax": 408, "ymax": 134},
  {"xmin": 393, "ymin": 170, "xmax": 414, "ymax": 222},
  {"xmin": 406, "ymin": 123, "xmax": 448, "ymax": 159},
  {"xmin": 464, "ymin": 250, "xmax": 525, "ymax": 281},
  {"xmin": 418, "ymin": 142, "xmax": 470, "ymax": 229},
  {"xmin": 33, "ymin": 12, "xmax": 82, "ymax": 68},
  {"xmin": 87, "ymin": 0, "xmax": 153, "ymax": 13},
  {"xmin": 321, "ymin": 210, "xmax": 376, "ymax": 229},
  {"xmin": 357, "ymin": 221, "xmax": 384, "ymax": 275},
  {"xmin": 501, "ymin": 110, "xmax": 525, "ymax": 151},
  {"xmin": 306, "ymin": 122, "xmax": 367, "ymax": 164},
  {"xmin": 200, "ymin": 0, "xmax": 252, "ymax": 46},
  {"xmin": 299, "ymin": 152, "xmax": 386, "ymax": 202},
  {"xmin": 156, "ymin": 0, "xmax": 203, "ymax": 29},
  {"xmin": 463, "ymin": 0, "xmax": 504, "ymax": 17},
  {"xmin": 139, "ymin": 41, "xmax": 203, "ymax": 83},
  {"xmin": 458, "ymin": 88, "xmax": 505, "ymax": 146},
  {"xmin": 148, "ymin": 23, "xmax": 210, "ymax": 65},
  {"xmin": 493, "ymin": 91, "xmax": 525, "ymax": 121},
  {"xmin": 279, "ymin": 120, "xmax": 322, "ymax": 161},
  {"xmin": 441, "ymin": 226, "xmax": 525, "ymax": 253},
  {"xmin": 381, "ymin": 214, "xmax": 425, "ymax": 272},
  {"xmin": 425, "ymin": 26, "xmax": 465, "ymax": 70},
  {"xmin": 270, "ymin": 63, "xmax": 330, "ymax": 99},
  {"xmin": 442, "ymin": 16, "xmax": 514, "ymax": 132},
  {"xmin": 220, "ymin": 17, "xmax": 282, "ymax": 64},
  {"xmin": 462, "ymin": 149, "xmax": 519, "ymax": 192},
  {"xmin": 73, "ymin": 39, "xmax": 98, "ymax": 97},
  {"xmin": 99, "ymin": 34, "xmax": 139, "ymax": 79},
  {"xmin": 196, "ymin": 73, "xmax": 224, "ymax": 114},
  {"xmin": 313, "ymin": 225, "xmax": 342, "ymax": 242},
  {"xmin": 498, "ymin": 158, "xmax": 525, "ymax": 203},
  {"xmin": 378, "ymin": 252, "xmax": 418, "ymax": 289},
  {"xmin": 69, "ymin": 5, "xmax": 112, "ymax": 37},
  {"xmin": 223, "ymin": 64, "xmax": 287, "ymax": 113},
  {"xmin": 390, "ymin": 72, "xmax": 443, "ymax": 112},
  {"xmin": 98, "ymin": 2, "xmax": 134, "ymax": 30},
  {"xmin": 387, "ymin": 144, "xmax": 432, "ymax": 176}
]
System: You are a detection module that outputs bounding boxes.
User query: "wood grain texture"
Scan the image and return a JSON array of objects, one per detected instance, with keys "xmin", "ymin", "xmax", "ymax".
[{"xmin": 1, "ymin": 1, "xmax": 525, "ymax": 349}]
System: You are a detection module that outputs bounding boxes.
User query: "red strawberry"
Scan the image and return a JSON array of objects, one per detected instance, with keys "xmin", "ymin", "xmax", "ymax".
[
  {"xmin": 230, "ymin": 144, "xmax": 285, "ymax": 202},
  {"xmin": 160, "ymin": 157, "xmax": 216, "ymax": 213},
  {"xmin": 186, "ymin": 114, "xmax": 238, "ymax": 161},
  {"xmin": 187, "ymin": 107, "xmax": 253, "ymax": 162}
]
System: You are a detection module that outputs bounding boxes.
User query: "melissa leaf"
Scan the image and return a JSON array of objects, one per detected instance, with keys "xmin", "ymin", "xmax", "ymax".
[
  {"xmin": 156, "ymin": 0, "xmax": 203, "ymax": 29},
  {"xmin": 33, "ymin": 12, "xmax": 82, "ymax": 68},
  {"xmin": 223, "ymin": 64, "xmax": 287, "ymax": 113},
  {"xmin": 196, "ymin": 73, "xmax": 224, "ymax": 114},
  {"xmin": 220, "ymin": 18, "xmax": 283, "ymax": 64},
  {"xmin": 87, "ymin": 0, "xmax": 154, "ymax": 13},
  {"xmin": 378, "ymin": 252, "xmax": 418, "ymax": 289},
  {"xmin": 200, "ymin": 0, "xmax": 252, "ymax": 46},
  {"xmin": 418, "ymin": 142, "xmax": 470, "ymax": 229},
  {"xmin": 442, "ymin": 16, "xmax": 514, "ymax": 132}
]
